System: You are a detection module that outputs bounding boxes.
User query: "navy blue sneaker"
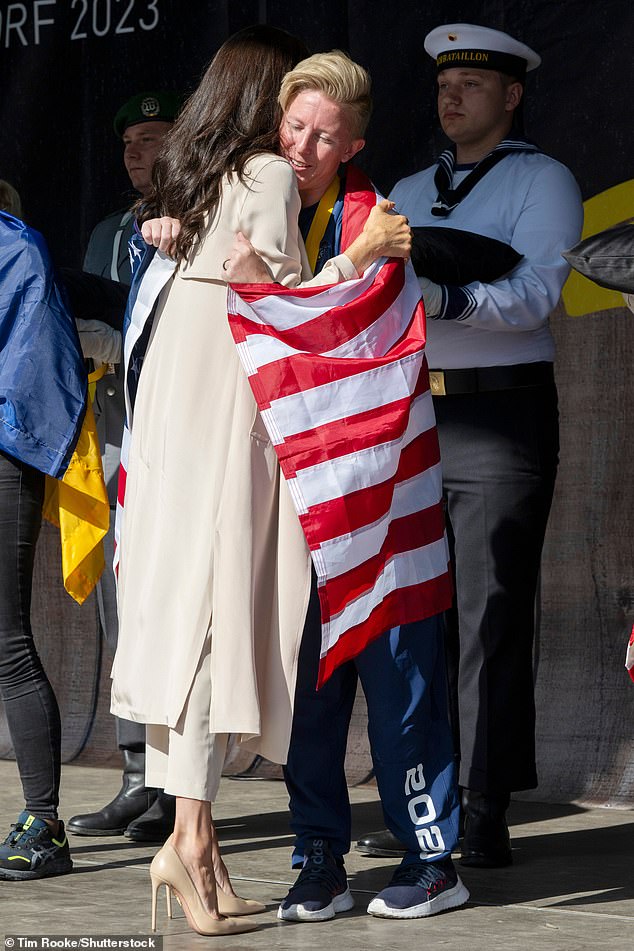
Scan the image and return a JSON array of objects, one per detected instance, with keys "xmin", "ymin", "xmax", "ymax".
[
  {"xmin": 367, "ymin": 856, "xmax": 469, "ymax": 919},
  {"xmin": 0, "ymin": 812, "xmax": 73, "ymax": 880},
  {"xmin": 278, "ymin": 838, "xmax": 354, "ymax": 922}
]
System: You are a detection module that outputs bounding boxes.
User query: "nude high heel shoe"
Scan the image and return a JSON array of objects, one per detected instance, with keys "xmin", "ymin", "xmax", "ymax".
[
  {"xmin": 209, "ymin": 834, "xmax": 266, "ymax": 915},
  {"xmin": 150, "ymin": 841, "xmax": 258, "ymax": 936},
  {"xmin": 216, "ymin": 890, "xmax": 266, "ymax": 916},
  {"xmin": 164, "ymin": 881, "xmax": 266, "ymax": 918}
]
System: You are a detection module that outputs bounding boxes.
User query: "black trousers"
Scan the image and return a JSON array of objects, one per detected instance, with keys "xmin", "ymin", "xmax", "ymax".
[
  {"xmin": 0, "ymin": 450, "xmax": 61, "ymax": 819},
  {"xmin": 434, "ymin": 382, "xmax": 559, "ymax": 793}
]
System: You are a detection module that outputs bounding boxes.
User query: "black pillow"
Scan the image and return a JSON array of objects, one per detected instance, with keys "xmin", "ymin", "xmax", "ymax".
[
  {"xmin": 410, "ymin": 226, "xmax": 523, "ymax": 285},
  {"xmin": 57, "ymin": 267, "xmax": 129, "ymax": 332},
  {"xmin": 562, "ymin": 221, "xmax": 634, "ymax": 293}
]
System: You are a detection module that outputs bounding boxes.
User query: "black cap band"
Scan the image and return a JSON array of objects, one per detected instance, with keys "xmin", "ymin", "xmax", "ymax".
[{"xmin": 436, "ymin": 48, "xmax": 527, "ymax": 79}]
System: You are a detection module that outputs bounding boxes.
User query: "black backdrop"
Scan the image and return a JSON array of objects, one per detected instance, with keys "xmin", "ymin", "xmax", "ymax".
[{"xmin": 0, "ymin": 0, "xmax": 631, "ymax": 268}]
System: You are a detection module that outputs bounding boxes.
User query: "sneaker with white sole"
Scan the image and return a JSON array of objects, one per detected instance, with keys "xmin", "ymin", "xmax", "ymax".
[
  {"xmin": 278, "ymin": 838, "xmax": 354, "ymax": 922},
  {"xmin": 367, "ymin": 856, "xmax": 469, "ymax": 919}
]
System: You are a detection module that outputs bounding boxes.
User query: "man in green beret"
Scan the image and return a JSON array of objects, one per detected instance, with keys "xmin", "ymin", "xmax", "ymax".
[
  {"xmin": 68, "ymin": 91, "xmax": 181, "ymax": 844},
  {"xmin": 85, "ymin": 91, "xmax": 181, "ymax": 283}
]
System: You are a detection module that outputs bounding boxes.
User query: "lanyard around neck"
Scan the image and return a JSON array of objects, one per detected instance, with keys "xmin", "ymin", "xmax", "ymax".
[{"xmin": 304, "ymin": 174, "xmax": 340, "ymax": 272}]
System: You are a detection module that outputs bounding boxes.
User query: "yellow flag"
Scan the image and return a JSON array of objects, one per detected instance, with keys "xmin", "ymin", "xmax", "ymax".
[{"xmin": 43, "ymin": 368, "xmax": 110, "ymax": 604}]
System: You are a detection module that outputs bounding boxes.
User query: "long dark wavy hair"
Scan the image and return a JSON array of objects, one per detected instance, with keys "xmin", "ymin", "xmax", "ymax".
[{"xmin": 140, "ymin": 25, "xmax": 308, "ymax": 265}]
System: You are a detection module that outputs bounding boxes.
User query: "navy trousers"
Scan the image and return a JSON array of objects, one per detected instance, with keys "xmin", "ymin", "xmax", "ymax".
[
  {"xmin": 284, "ymin": 579, "xmax": 459, "ymax": 864},
  {"xmin": 434, "ymin": 381, "xmax": 559, "ymax": 793}
]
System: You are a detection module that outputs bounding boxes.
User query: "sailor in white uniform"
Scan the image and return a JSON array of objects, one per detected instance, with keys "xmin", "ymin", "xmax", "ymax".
[{"xmin": 360, "ymin": 23, "xmax": 583, "ymax": 868}]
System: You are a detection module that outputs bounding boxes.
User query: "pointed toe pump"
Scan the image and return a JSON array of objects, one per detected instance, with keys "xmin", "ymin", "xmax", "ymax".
[
  {"xmin": 216, "ymin": 892, "xmax": 266, "ymax": 916},
  {"xmin": 150, "ymin": 841, "xmax": 259, "ymax": 936}
]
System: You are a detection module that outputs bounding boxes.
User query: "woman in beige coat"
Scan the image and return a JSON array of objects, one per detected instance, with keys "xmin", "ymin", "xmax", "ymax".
[{"xmin": 111, "ymin": 25, "xmax": 408, "ymax": 938}]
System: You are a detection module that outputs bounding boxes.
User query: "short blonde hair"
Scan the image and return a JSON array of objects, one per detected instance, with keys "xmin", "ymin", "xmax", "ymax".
[
  {"xmin": 279, "ymin": 50, "xmax": 372, "ymax": 138},
  {"xmin": 0, "ymin": 180, "xmax": 22, "ymax": 217}
]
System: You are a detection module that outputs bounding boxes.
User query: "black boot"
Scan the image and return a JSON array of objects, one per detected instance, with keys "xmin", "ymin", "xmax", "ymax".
[
  {"xmin": 355, "ymin": 829, "xmax": 408, "ymax": 857},
  {"xmin": 67, "ymin": 750, "xmax": 157, "ymax": 836},
  {"xmin": 460, "ymin": 789, "xmax": 512, "ymax": 868},
  {"xmin": 124, "ymin": 791, "xmax": 176, "ymax": 843}
]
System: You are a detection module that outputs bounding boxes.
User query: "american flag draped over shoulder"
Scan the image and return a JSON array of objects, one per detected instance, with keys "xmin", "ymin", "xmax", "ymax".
[
  {"xmin": 228, "ymin": 166, "xmax": 452, "ymax": 685},
  {"xmin": 114, "ymin": 167, "xmax": 452, "ymax": 684}
]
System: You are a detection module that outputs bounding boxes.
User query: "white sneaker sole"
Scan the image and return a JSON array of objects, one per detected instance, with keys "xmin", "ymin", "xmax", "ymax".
[
  {"xmin": 367, "ymin": 878, "xmax": 469, "ymax": 919},
  {"xmin": 278, "ymin": 887, "xmax": 355, "ymax": 922}
]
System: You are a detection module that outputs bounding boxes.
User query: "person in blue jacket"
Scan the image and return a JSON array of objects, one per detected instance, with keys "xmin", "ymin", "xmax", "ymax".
[{"xmin": 0, "ymin": 207, "xmax": 86, "ymax": 880}]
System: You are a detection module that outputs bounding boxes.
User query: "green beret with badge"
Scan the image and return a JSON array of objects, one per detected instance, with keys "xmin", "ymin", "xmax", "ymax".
[{"xmin": 113, "ymin": 91, "xmax": 183, "ymax": 137}]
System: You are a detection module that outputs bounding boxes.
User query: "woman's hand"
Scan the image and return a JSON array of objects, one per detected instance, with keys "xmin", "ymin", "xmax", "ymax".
[
  {"xmin": 363, "ymin": 200, "xmax": 412, "ymax": 259},
  {"xmin": 141, "ymin": 216, "xmax": 181, "ymax": 255},
  {"xmin": 344, "ymin": 200, "xmax": 412, "ymax": 275},
  {"xmin": 223, "ymin": 232, "xmax": 274, "ymax": 283}
]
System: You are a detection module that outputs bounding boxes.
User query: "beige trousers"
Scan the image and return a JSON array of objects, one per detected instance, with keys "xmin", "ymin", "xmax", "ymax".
[{"xmin": 145, "ymin": 633, "xmax": 229, "ymax": 802}]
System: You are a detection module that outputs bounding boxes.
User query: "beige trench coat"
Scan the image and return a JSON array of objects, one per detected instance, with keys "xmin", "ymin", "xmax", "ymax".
[{"xmin": 111, "ymin": 153, "xmax": 355, "ymax": 764}]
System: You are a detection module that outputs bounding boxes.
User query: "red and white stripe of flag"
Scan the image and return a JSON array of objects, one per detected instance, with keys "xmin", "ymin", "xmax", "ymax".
[{"xmin": 228, "ymin": 254, "xmax": 452, "ymax": 685}]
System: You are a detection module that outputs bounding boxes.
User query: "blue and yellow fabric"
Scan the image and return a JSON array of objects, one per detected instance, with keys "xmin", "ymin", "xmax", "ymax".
[{"xmin": 0, "ymin": 211, "xmax": 108, "ymax": 603}]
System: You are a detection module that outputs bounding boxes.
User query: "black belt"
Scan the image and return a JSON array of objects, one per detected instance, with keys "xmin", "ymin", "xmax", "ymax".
[{"xmin": 428, "ymin": 362, "xmax": 554, "ymax": 396}]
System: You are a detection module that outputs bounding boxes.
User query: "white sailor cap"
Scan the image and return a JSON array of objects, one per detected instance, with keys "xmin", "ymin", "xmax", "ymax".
[{"xmin": 425, "ymin": 23, "xmax": 541, "ymax": 78}]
